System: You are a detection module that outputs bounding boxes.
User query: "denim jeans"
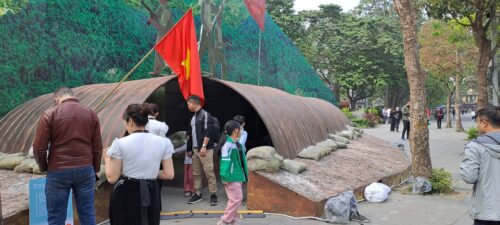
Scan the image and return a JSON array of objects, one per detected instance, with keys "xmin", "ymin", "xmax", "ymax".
[{"xmin": 45, "ymin": 166, "xmax": 96, "ymax": 225}]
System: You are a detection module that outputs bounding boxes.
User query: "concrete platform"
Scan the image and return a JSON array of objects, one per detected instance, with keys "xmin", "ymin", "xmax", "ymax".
[{"xmin": 247, "ymin": 134, "xmax": 411, "ymax": 217}]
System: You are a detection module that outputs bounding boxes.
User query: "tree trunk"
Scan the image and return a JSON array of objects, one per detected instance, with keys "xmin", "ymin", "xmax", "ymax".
[
  {"xmin": 455, "ymin": 75, "xmax": 465, "ymax": 132},
  {"xmin": 348, "ymin": 96, "xmax": 357, "ymax": 111},
  {"xmin": 455, "ymin": 51, "xmax": 465, "ymax": 132},
  {"xmin": 472, "ymin": 22, "xmax": 492, "ymax": 110},
  {"xmin": 445, "ymin": 92, "xmax": 453, "ymax": 128},
  {"xmin": 334, "ymin": 82, "xmax": 341, "ymax": 105},
  {"xmin": 394, "ymin": 0, "xmax": 432, "ymax": 178}
]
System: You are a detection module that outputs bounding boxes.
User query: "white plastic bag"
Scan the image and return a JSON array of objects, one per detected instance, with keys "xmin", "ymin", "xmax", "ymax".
[{"xmin": 364, "ymin": 182, "xmax": 391, "ymax": 203}]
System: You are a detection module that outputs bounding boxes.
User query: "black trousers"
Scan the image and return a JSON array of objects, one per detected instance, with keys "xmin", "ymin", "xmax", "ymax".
[
  {"xmin": 110, "ymin": 179, "xmax": 160, "ymax": 225},
  {"xmin": 437, "ymin": 118, "xmax": 442, "ymax": 128},
  {"xmin": 474, "ymin": 220, "xmax": 500, "ymax": 225},
  {"xmin": 401, "ymin": 120, "xmax": 410, "ymax": 139}
]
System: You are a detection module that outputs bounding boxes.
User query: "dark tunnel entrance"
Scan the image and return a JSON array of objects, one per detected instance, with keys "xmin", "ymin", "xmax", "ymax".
[{"xmin": 146, "ymin": 77, "xmax": 273, "ymax": 187}]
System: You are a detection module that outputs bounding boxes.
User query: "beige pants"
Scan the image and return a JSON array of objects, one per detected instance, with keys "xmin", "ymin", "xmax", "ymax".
[{"xmin": 192, "ymin": 148, "xmax": 217, "ymax": 195}]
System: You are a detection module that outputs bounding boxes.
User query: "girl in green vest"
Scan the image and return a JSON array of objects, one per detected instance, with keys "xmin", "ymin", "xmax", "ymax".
[{"xmin": 216, "ymin": 120, "xmax": 248, "ymax": 225}]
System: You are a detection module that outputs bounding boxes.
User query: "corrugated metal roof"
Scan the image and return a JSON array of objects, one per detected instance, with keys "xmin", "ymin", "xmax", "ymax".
[{"xmin": 0, "ymin": 76, "xmax": 347, "ymax": 158}]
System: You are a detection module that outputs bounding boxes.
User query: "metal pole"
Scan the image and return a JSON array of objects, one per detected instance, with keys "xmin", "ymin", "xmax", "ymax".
[{"xmin": 258, "ymin": 31, "xmax": 262, "ymax": 86}]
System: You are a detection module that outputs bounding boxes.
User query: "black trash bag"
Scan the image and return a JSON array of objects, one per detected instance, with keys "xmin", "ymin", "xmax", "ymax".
[
  {"xmin": 324, "ymin": 191, "xmax": 357, "ymax": 224},
  {"xmin": 412, "ymin": 176, "xmax": 432, "ymax": 194}
]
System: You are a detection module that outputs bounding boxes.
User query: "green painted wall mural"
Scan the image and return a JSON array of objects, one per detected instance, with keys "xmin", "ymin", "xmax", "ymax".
[{"xmin": 0, "ymin": 0, "xmax": 335, "ymax": 117}]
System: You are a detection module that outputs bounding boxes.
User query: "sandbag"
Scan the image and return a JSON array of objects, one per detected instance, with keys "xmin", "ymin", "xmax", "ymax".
[
  {"xmin": 32, "ymin": 164, "xmax": 44, "ymax": 174},
  {"xmin": 339, "ymin": 131, "xmax": 354, "ymax": 140},
  {"xmin": 247, "ymin": 158, "xmax": 281, "ymax": 172},
  {"xmin": 316, "ymin": 145, "xmax": 331, "ymax": 157},
  {"xmin": 281, "ymin": 159, "xmax": 306, "ymax": 174},
  {"xmin": 246, "ymin": 146, "xmax": 276, "ymax": 160},
  {"xmin": 0, "ymin": 155, "xmax": 27, "ymax": 170},
  {"xmin": 297, "ymin": 146, "xmax": 321, "ymax": 161},
  {"xmin": 169, "ymin": 131, "xmax": 187, "ymax": 141},
  {"xmin": 171, "ymin": 139, "xmax": 187, "ymax": 149},
  {"xmin": 316, "ymin": 139, "xmax": 337, "ymax": 152},
  {"xmin": 328, "ymin": 134, "xmax": 350, "ymax": 144},
  {"xmin": 364, "ymin": 182, "xmax": 391, "ymax": 203},
  {"xmin": 335, "ymin": 142, "xmax": 348, "ymax": 149},
  {"xmin": 324, "ymin": 191, "xmax": 359, "ymax": 224},
  {"xmin": 14, "ymin": 158, "xmax": 37, "ymax": 173}
]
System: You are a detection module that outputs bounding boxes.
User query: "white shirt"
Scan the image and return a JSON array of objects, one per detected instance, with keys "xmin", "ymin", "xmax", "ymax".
[
  {"xmin": 107, "ymin": 132, "xmax": 174, "ymax": 179},
  {"xmin": 146, "ymin": 116, "xmax": 169, "ymax": 138}
]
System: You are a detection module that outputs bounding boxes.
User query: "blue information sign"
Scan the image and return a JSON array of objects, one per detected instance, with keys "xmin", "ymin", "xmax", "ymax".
[{"xmin": 29, "ymin": 178, "xmax": 74, "ymax": 225}]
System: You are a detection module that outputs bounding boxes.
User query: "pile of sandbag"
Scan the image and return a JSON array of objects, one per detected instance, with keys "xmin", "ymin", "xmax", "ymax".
[
  {"xmin": 246, "ymin": 146, "xmax": 284, "ymax": 172},
  {"xmin": 298, "ymin": 139, "xmax": 338, "ymax": 161},
  {"xmin": 169, "ymin": 131, "xmax": 187, "ymax": 149},
  {"xmin": 0, "ymin": 152, "xmax": 44, "ymax": 174}
]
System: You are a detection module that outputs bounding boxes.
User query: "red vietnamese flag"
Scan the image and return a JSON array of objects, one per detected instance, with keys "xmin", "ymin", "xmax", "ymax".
[
  {"xmin": 154, "ymin": 9, "xmax": 204, "ymax": 104},
  {"xmin": 244, "ymin": 0, "xmax": 266, "ymax": 31}
]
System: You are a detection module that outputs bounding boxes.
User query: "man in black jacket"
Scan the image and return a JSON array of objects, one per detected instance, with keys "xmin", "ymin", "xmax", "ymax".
[{"xmin": 186, "ymin": 95, "xmax": 218, "ymax": 206}]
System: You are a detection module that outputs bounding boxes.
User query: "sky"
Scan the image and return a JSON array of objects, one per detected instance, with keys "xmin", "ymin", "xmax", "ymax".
[{"xmin": 293, "ymin": 0, "xmax": 361, "ymax": 12}]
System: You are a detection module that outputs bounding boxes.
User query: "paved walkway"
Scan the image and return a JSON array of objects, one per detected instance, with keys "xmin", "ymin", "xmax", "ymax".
[{"xmin": 158, "ymin": 115, "xmax": 477, "ymax": 225}]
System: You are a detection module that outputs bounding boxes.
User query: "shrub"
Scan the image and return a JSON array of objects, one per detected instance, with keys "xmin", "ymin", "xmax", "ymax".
[
  {"xmin": 363, "ymin": 113, "xmax": 381, "ymax": 127},
  {"xmin": 342, "ymin": 107, "xmax": 355, "ymax": 120},
  {"xmin": 368, "ymin": 108, "xmax": 379, "ymax": 116},
  {"xmin": 429, "ymin": 168, "xmax": 453, "ymax": 194},
  {"xmin": 351, "ymin": 118, "xmax": 369, "ymax": 128},
  {"xmin": 466, "ymin": 127, "xmax": 479, "ymax": 141}
]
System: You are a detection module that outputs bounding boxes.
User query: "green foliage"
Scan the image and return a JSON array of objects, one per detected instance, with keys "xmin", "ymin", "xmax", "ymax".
[
  {"xmin": 342, "ymin": 107, "xmax": 355, "ymax": 120},
  {"xmin": 466, "ymin": 127, "xmax": 479, "ymax": 141},
  {"xmin": 430, "ymin": 168, "xmax": 453, "ymax": 194},
  {"xmin": 368, "ymin": 108, "xmax": 379, "ymax": 115},
  {"xmin": 0, "ymin": 0, "xmax": 334, "ymax": 117},
  {"xmin": 276, "ymin": 1, "xmax": 407, "ymax": 108},
  {"xmin": 351, "ymin": 118, "xmax": 369, "ymax": 128}
]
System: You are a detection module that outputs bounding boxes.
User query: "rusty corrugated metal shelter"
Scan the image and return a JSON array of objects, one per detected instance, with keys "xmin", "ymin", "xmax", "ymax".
[{"xmin": 0, "ymin": 76, "xmax": 347, "ymax": 159}]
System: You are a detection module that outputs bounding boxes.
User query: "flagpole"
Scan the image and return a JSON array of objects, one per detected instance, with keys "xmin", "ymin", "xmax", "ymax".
[{"xmin": 257, "ymin": 30, "xmax": 262, "ymax": 86}]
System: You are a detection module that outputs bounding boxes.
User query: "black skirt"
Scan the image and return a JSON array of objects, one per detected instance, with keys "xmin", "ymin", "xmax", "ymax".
[{"xmin": 109, "ymin": 178, "xmax": 160, "ymax": 225}]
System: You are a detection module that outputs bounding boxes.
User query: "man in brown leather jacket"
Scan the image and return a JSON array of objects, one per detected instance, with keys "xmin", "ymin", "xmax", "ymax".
[{"xmin": 33, "ymin": 87, "xmax": 102, "ymax": 225}]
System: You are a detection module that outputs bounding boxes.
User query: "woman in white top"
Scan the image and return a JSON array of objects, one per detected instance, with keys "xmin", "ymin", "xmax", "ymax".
[
  {"xmin": 105, "ymin": 103, "xmax": 174, "ymax": 225},
  {"xmin": 145, "ymin": 103, "xmax": 169, "ymax": 138},
  {"xmin": 145, "ymin": 103, "xmax": 170, "ymax": 209}
]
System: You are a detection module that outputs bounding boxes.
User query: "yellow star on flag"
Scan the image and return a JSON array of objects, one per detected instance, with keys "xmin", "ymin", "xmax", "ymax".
[{"xmin": 181, "ymin": 49, "xmax": 191, "ymax": 80}]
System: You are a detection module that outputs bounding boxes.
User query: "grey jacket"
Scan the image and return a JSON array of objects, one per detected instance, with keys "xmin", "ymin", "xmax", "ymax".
[{"xmin": 460, "ymin": 131, "xmax": 500, "ymax": 221}]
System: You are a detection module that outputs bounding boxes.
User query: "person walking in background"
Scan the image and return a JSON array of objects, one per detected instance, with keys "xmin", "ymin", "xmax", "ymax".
[
  {"xmin": 460, "ymin": 106, "xmax": 500, "ymax": 225},
  {"xmin": 145, "ymin": 103, "xmax": 170, "ymax": 209},
  {"xmin": 386, "ymin": 107, "xmax": 393, "ymax": 125},
  {"xmin": 382, "ymin": 107, "xmax": 388, "ymax": 124},
  {"xmin": 392, "ymin": 107, "xmax": 402, "ymax": 132},
  {"xmin": 390, "ymin": 108, "xmax": 396, "ymax": 132},
  {"xmin": 33, "ymin": 87, "xmax": 103, "ymax": 225},
  {"xmin": 233, "ymin": 115, "xmax": 248, "ymax": 152},
  {"xmin": 452, "ymin": 108, "xmax": 456, "ymax": 118},
  {"xmin": 216, "ymin": 120, "xmax": 248, "ymax": 225},
  {"xmin": 401, "ymin": 102, "xmax": 410, "ymax": 140},
  {"xmin": 437, "ymin": 108, "xmax": 444, "ymax": 129},
  {"xmin": 105, "ymin": 103, "xmax": 174, "ymax": 225},
  {"xmin": 186, "ymin": 95, "xmax": 218, "ymax": 206}
]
